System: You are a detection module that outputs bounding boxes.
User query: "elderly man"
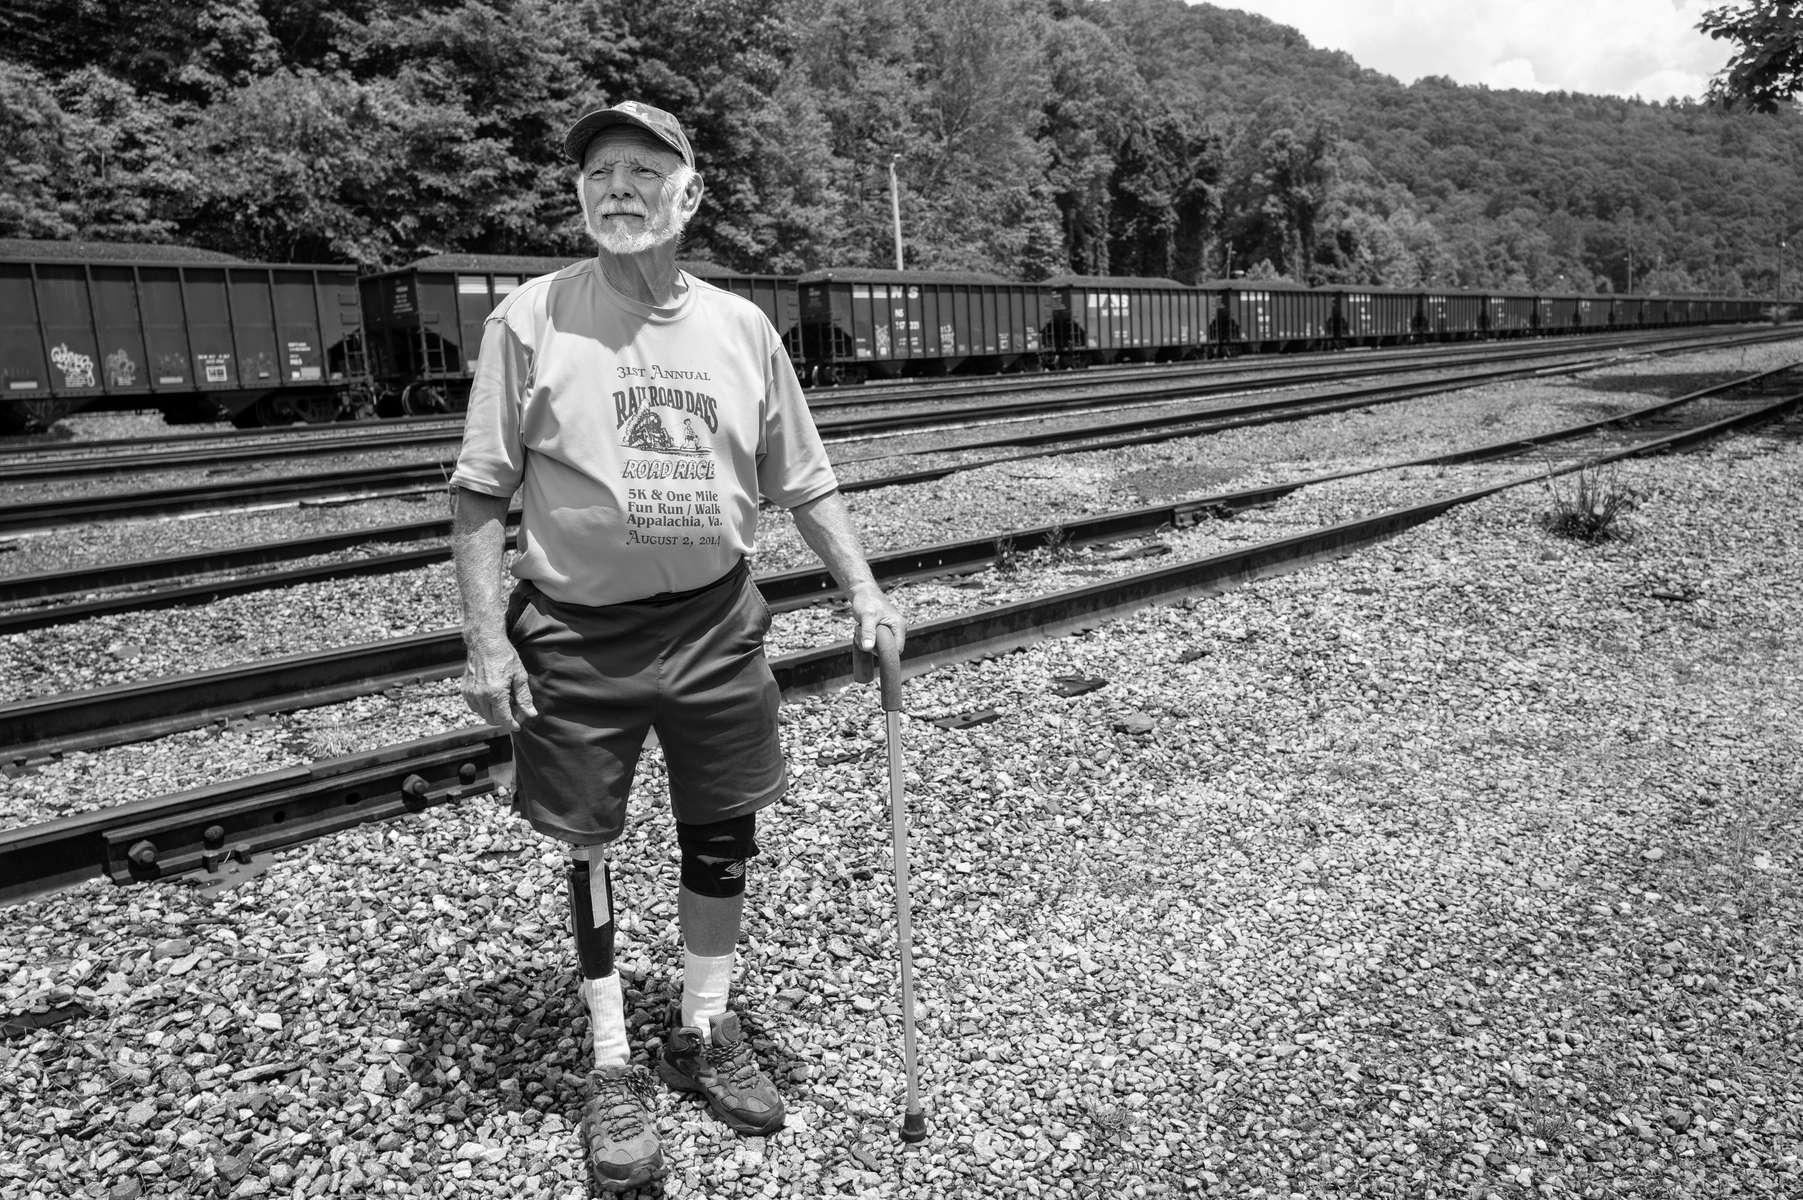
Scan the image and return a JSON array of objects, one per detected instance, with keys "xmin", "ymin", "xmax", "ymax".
[{"xmin": 448, "ymin": 100, "xmax": 904, "ymax": 1191}]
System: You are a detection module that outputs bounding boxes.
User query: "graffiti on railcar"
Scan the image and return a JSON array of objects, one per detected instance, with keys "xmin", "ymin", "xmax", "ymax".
[
  {"xmin": 50, "ymin": 344, "xmax": 96, "ymax": 388},
  {"xmin": 105, "ymin": 349, "xmax": 137, "ymax": 387}
]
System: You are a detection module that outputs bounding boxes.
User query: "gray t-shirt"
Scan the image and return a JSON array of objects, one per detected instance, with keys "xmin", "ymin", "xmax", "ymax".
[{"xmin": 451, "ymin": 261, "xmax": 836, "ymax": 605}]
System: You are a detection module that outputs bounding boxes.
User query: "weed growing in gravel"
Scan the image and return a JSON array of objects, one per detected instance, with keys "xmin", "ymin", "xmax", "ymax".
[
  {"xmin": 993, "ymin": 532, "xmax": 1018, "ymax": 574},
  {"xmin": 1539, "ymin": 462, "xmax": 1635, "ymax": 543},
  {"xmin": 1080, "ymin": 1099, "xmax": 1134, "ymax": 1150}
]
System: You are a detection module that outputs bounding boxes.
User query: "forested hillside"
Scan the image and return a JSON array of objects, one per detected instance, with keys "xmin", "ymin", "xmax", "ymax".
[{"xmin": 3, "ymin": 0, "xmax": 1800, "ymax": 295}]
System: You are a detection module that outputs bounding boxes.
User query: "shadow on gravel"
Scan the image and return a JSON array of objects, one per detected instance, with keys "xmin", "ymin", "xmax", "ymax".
[
  {"xmin": 395, "ymin": 966, "xmax": 684, "ymax": 1195},
  {"xmin": 390, "ymin": 964, "xmax": 810, "ymax": 1195},
  {"xmin": 400, "ymin": 962, "xmax": 584, "ymax": 1118},
  {"xmin": 1575, "ymin": 371, "xmax": 1742, "ymax": 399},
  {"xmin": 1114, "ymin": 462, "xmax": 1244, "ymax": 504}
]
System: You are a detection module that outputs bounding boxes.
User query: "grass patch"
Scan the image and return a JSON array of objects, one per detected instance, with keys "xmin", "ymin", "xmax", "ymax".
[{"xmin": 1539, "ymin": 463, "xmax": 1634, "ymax": 543}]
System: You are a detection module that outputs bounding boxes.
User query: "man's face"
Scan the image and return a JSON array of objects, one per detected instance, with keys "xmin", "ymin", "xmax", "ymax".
[{"xmin": 579, "ymin": 130, "xmax": 699, "ymax": 256}]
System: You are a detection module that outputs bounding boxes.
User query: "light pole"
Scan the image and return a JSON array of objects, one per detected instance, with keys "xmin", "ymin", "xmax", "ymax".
[
  {"xmin": 887, "ymin": 154, "xmax": 904, "ymax": 271},
  {"xmin": 1779, "ymin": 233, "xmax": 1787, "ymax": 316},
  {"xmin": 1777, "ymin": 225, "xmax": 1800, "ymax": 322}
]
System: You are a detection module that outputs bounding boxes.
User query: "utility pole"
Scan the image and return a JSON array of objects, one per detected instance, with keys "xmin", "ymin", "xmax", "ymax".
[
  {"xmin": 1627, "ymin": 248, "xmax": 1634, "ymax": 294},
  {"xmin": 888, "ymin": 155, "xmax": 904, "ymax": 271}
]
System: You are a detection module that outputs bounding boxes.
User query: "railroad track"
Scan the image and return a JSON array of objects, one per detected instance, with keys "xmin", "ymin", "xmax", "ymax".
[
  {"xmin": 0, "ymin": 352, "xmax": 1616, "ymax": 622},
  {"xmin": 0, "ymin": 329, "xmax": 1785, "ymax": 536},
  {"xmin": 0, "ymin": 324, "xmax": 1778, "ymax": 484},
  {"xmin": 3, "ymin": 364, "xmax": 1798, "ymax": 908},
  {"xmin": 4, "ymin": 334, "xmax": 1795, "ymax": 629},
  {"xmin": 0, "ymin": 350, "xmax": 1702, "ymax": 624}
]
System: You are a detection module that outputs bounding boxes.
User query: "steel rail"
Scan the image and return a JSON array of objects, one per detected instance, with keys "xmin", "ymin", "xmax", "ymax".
[
  {"xmin": 10, "ymin": 330, "xmax": 1795, "ymax": 627},
  {"xmin": 0, "ymin": 353, "xmax": 1462, "ymax": 481},
  {"xmin": 0, "ymin": 352, "xmax": 1641, "ymax": 536},
  {"xmin": 0, "ymin": 352, "xmax": 1593, "ymax": 613},
  {"xmin": 0, "ymin": 327, "xmax": 1791, "ymax": 535},
  {"xmin": 0, "ymin": 499, "xmax": 1272, "ymax": 762},
  {"xmin": 0, "ymin": 426, "xmax": 466, "ymax": 485},
  {"xmin": 2, "ymin": 356, "xmax": 1793, "ymax": 640},
  {"xmin": 805, "ymin": 327, "xmax": 1766, "ymax": 438},
  {"xmin": 5, "ymin": 382, "xmax": 1798, "ymax": 906},
  {"xmin": 0, "ymin": 465, "xmax": 455, "ymax": 536},
  {"xmin": 0, "ymin": 516, "xmax": 470, "ymax": 606},
  {"xmin": 0, "ymin": 323, "xmax": 1731, "ymax": 476},
  {"xmin": 0, "ymin": 355, "xmax": 1604, "ymax": 624},
  {"xmin": 2, "ymin": 370, "xmax": 1796, "ymax": 766},
  {"xmin": 0, "ymin": 349, "xmax": 1575, "ymax": 526}
]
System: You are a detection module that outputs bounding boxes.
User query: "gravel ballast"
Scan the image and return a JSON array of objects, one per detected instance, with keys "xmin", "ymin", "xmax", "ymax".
[
  {"xmin": 2, "ymin": 353, "xmax": 1802, "ymax": 1199},
  {"xmin": 6, "ymin": 342, "xmax": 1799, "ymax": 705}
]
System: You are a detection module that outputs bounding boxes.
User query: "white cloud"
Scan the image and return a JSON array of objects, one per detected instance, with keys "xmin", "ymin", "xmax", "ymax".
[
  {"xmin": 1214, "ymin": 0, "xmax": 1733, "ymax": 101},
  {"xmin": 1481, "ymin": 58, "xmax": 1542, "ymax": 93}
]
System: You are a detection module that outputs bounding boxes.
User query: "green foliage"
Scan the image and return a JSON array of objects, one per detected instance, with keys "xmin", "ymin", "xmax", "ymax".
[
  {"xmin": 0, "ymin": 58, "xmax": 190, "ymax": 242},
  {"xmin": 0, "ymin": 60, "xmax": 74, "ymax": 239},
  {"xmin": 1, "ymin": 0, "xmax": 1800, "ymax": 292},
  {"xmin": 1701, "ymin": 0, "xmax": 1803, "ymax": 112}
]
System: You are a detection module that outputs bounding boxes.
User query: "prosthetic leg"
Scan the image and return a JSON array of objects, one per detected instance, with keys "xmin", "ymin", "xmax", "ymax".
[
  {"xmin": 569, "ymin": 845, "xmax": 663, "ymax": 1192},
  {"xmin": 567, "ymin": 845, "xmax": 629, "ymax": 1068}
]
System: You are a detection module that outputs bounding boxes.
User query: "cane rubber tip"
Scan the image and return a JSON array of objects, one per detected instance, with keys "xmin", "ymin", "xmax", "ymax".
[{"xmin": 900, "ymin": 1110, "xmax": 929, "ymax": 1142}]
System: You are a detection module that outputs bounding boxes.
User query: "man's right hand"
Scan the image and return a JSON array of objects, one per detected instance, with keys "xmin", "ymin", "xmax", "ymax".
[{"xmin": 461, "ymin": 639, "xmax": 540, "ymax": 731}]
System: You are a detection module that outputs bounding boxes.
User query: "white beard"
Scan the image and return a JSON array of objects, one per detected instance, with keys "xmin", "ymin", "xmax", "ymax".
[{"xmin": 586, "ymin": 202, "xmax": 688, "ymax": 256}]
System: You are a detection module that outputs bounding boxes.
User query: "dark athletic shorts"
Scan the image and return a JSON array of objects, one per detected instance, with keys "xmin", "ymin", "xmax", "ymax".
[{"xmin": 504, "ymin": 560, "xmax": 786, "ymax": 844}]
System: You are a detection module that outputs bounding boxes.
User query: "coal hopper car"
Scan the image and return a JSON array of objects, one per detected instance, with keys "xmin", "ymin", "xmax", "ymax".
[{"xmin": 0, "ymin": 239, "xmax": 365, "ymax": 432}]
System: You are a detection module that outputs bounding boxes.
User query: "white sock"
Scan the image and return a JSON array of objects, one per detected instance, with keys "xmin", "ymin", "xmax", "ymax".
[
  {"xmin": 583, "ymin": 972, "xmax": 630, "ymax": 1069},
  {"xmin": 681, "ymin": 951, "xmax": 734, "ymax": 1040}
]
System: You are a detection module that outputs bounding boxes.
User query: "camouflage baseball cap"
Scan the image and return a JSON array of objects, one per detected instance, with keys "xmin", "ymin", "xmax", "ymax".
[{"xmin": 563, "ymin": 100, "xmax": 694, "ymax": 168}]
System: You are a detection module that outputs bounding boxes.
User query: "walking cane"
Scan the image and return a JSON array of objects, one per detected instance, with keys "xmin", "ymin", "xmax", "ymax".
[{"xmin": 853, "ymin": 624, "xmax": 929, "ymax": 1143}]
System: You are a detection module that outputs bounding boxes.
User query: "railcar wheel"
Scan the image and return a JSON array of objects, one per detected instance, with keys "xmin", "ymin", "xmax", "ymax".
[
  {"xmin": 339, "ymin": 387, "xmax": 379, "ymax": 422},
  {"xmin": 400, "ymin": 384, "xmax": 450, "ymax": 416}
]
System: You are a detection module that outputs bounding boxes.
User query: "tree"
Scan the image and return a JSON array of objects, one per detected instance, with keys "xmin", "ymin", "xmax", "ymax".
[
  {"xmin": 53, "ymin": 67, "xmax": 191, "ymax": 242},
  {"xmin": 330, "ymin": 0, "xmax": 615, "ymax": 260},
  {"xmin": 185, "ymin": 70, "xmax": 424, "ymax": 263},
  {"xmin": 1107, "ymin": 104, "xmax": 1220, "ymax": 281},
  {"xmin": 0, "ymin": 60, "xmax": 76, "ymax": 239},
  {"xmin": 900, "ymin": 0, "xmax": 1058, "ymax": 274},
  {"xmin": 0, "ymin": 60, "xmax": 190, "ymax": 242},
  {"xmin": 1039, "ymin": 10, "xmax": 1144, "ymax": 275},
  {"xmin": 0, "ymin": 0, "xmax": 279, "ymax": 102},
  {"xmin": 1701, "ymin": 1, "xmax": 1803, "ymax": 112}
]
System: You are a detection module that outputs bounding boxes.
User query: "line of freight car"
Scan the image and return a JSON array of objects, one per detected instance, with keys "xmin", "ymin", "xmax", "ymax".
[
  {"xmin": 793, "ymin": 271, "xmax": 1775, "ymax": 384},
  {"xmin": 0, "ymin": 240, "xmax": 367, "ymax": 435},
  {"xmin": 1, "ymin": 239, "xmax": 1781, "ymax": 434},
  {"xmin": 359, "ymin": 254, "xmax": 801, "ymax": 418},
  {"xmin": 0, "ymin": 242, "xmax": 798, "ymax": 434}
]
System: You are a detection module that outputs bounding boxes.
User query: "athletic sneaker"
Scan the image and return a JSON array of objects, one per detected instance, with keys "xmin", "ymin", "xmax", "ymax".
[
  {"xmin": 657, "ymin": 1009, "xmax": 786, "ymax": 1135},
  {"xmin": 582, "ymin": 1064, "xmax": 664, "ymax": 1192}
]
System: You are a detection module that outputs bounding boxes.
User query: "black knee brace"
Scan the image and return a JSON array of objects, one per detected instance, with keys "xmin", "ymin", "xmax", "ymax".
[
  {"xmin": 566, "ymin": 853, "xmax": 615, "ymax": 979},
  {"xmin": 676, "ymin": 814, "xmax": 759, "ymax": 898}
]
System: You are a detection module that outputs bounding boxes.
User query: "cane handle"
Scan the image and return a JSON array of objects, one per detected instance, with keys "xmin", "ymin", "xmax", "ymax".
[{"xmin": 852, "ymin": 625, "xmax": 905, "ymax": 712}]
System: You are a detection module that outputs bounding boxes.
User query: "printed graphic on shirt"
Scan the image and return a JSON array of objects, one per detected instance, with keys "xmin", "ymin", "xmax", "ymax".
[{"xmin": 614, "ymin": 373, "xmax": 727, "ymax": 548}]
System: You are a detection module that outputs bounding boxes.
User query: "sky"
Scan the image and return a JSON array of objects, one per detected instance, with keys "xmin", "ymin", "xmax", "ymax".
[{"xmin": 1215, "ymin": 1, "xmax": 1735, "ymax": 102}]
